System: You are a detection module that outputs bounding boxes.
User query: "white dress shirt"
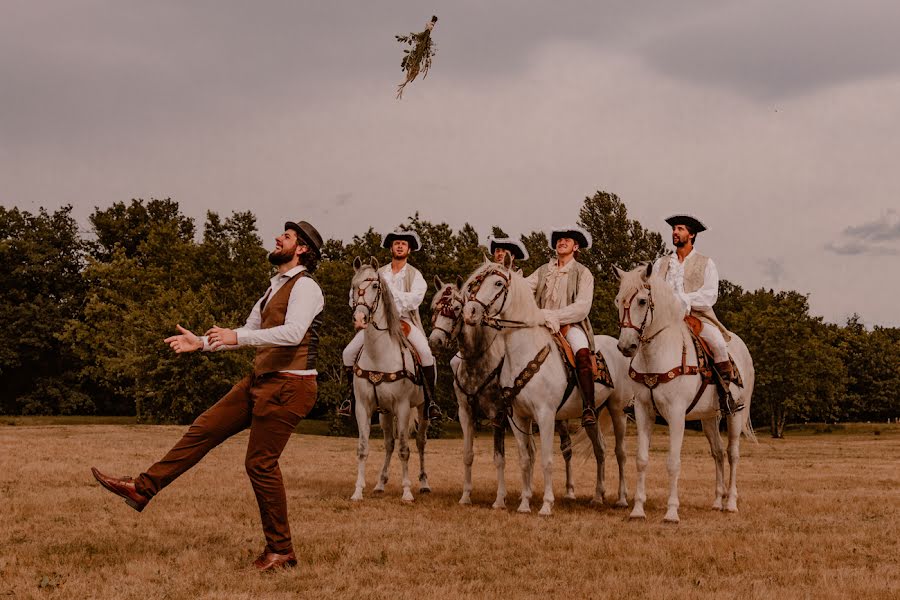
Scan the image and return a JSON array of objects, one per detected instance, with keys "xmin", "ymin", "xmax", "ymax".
[
  {"xmin": 203, "ymin": 265, "xmax": 325, "ymax": 375},
  {"xmin": 653, "ymin": 251, "xmax": 719, "ymax": 316}
]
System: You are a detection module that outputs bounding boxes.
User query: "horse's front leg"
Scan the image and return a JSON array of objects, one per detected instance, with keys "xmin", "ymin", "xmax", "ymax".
[
  {"xmin": 351, "ymin": 395, "xmax": 371, "ymax": 501},
  {"xmin": 724, "ymin": 412, "xmax": 744, "ymax": 512},
  {"xmin": 492, "ymin": 406, "xmax": 507, "ymax": 510},
  {"xmin": 701, "ymin": 416, "xmax": 726, "ymax": 510},
  {"xmin": 611, "ymin": 400, "xmax": 629, "ymax": 507},
  {"xmin": 458, "ymin": 397, "xmax": 475, "ymax": 505},
  {"xmin": 664, "ymin": 407, "xmax": 688, "ymax": 523},
  {"xmin": 629, "ymin": 398, "xmax": 653, "ymax": 519},
  {"xmin": 556, "ymin": 421, "xmax": 576, "ymax": 500},
  {"xmin": 510, "ymin": 412, "xmax": 534, "ymax": 513},
  {"xmin": 537, "ymin": 412, "xmax": 557, "ymax": 516},
  {"xmin": 416, "ymin": 400, "xmax": 430, "ymax": 494},
  {"xmin": 374, "ymin": 411, "xmax": 394, "ymax": 493},
  {"xmin": 396, "ymin": 400, "xmax": 414, "ymax": 503}
]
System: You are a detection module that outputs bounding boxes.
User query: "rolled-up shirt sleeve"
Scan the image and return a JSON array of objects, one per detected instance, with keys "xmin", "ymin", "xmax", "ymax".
[
  {"xmin": 236, "ymin": 278, "xmax": 325, "ymax": 347},
  {"xmin": 548, "ymin": 268, "xmax": 594, "ymax": 326}
]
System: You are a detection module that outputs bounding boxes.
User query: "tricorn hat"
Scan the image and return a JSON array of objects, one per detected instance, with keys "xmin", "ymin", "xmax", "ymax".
[
  {"xmin": 382, "ymin": 229, "xmax": 421, "ymax": 251},
  {"xmin": 488, "ymin": 236, "xmax": 529, "ymax": 261},
  {"xmin": 549, "ymin": 226, "xmax": 592, "ymax": 250},
  {"xmin": 284, "ymin": 220, "xmax": 323, "ymax": 255},
  {"xmin": 665, "ymin": 214, "xmax": 707, "ymax": 233}
]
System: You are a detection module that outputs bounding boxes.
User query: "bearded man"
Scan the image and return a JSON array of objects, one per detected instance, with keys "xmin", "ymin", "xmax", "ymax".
[
  {"xmin": 652, "ymin": 214, "xmax": 743, "ymax": 415},
  {"xmin": 91, "ymin": 220, "xmax": 326, "ymax": 571}
]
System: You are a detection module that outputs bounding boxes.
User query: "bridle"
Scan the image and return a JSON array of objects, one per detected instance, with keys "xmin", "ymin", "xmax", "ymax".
[
  {"xmin": 466, "ymin": 268, "xmax": 528, "ymax": 330},
  {"xmin": 352, "ymin": 276, "xmax": 387, "ymax": 331},
  {"xmin": 618, "ymin": 283, "xmax": 665, "ymax": 344},
  {"xmin": 431, "ymin": 285, "xmax": 463, "ymax": 338}
]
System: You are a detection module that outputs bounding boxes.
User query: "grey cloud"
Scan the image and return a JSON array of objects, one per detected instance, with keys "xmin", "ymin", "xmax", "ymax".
[
  {"xmin": 824, "ymin": 241, "xmax": 900, "ymax": 256},
  {"xmin": 639, "ymin": 1, "xmax": 900, "ymax": 98},
  {"xmin": 843, "ymin": 210, "xmax": 900, "ymax": 242},
  {"xmin": 759, "ymin": 257, "xmax": 785, "ymax": 285}
]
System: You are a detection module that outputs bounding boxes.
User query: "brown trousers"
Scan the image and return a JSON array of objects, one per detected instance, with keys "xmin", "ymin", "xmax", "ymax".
[{"xmin": 134, "ymin": 373, "xmax": 316, "ymax": 554}]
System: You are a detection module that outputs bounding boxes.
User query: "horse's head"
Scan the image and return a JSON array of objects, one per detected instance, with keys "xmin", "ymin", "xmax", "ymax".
[
  {"xmin": 614, "ymin": 262, "xmax": 655, "ymax": 357},
  {"xmin": 351, "ymin": 256, "xmax": 383, "ymax": 329},
  {"xmin": 462, "ymin": 253, "xmax": 514, "ymax": 327},
  {"xmin": 428, "ymin": 275, "xmax": 464, "ymax": 349}
]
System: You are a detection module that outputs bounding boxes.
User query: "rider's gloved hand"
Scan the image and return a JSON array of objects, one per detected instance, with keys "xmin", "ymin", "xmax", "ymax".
[{"xmin": 541, "ymin": 310, "xmax": 560, "ymax": 334}]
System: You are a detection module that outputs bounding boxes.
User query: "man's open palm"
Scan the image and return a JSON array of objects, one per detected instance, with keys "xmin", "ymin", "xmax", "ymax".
[{"xmin": 164, "ymin": 324, "xmax": 203, "ymax": 353}]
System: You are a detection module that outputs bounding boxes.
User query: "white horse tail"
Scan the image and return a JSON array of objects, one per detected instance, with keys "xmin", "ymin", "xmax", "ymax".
[
  {"xmin": 742, "ymin": 414, "xmax": 758, "ymax": 444},
  {"xmin": 569, "ymin": 411, "xmax": 612, "ymax": 463}
]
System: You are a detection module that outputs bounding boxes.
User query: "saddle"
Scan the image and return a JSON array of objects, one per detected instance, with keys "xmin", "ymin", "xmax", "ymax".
[
  {"xmin": 550, "ymin": 325, "xmax": 614, "ymax": 388},
  {"xmin": 683, "ymin": 315, "xmax": 743, "ymax": 387}
]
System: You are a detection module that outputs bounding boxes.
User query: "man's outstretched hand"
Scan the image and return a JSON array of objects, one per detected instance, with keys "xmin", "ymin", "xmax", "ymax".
[
  {"xmin": 164, "ymin": 324, "xmax": 203, "ymax": 354},
  {"xmin": 205, "ymin": 326, "xmax": 237, "ymax": 350}
]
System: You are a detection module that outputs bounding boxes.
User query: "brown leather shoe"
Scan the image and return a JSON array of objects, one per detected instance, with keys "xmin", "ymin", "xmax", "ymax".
[
  {"xmin": 91, "ymin": 467, "xmax": 149, "ymax": 512},
  {"xmin": 253, "ymin": 551, "xmax": 298, "ymax": 571}
]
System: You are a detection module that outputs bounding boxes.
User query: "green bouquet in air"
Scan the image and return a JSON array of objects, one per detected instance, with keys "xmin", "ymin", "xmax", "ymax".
[{"xmin": 395, "ymin": 15, "xmax": 438, "ymax": 99}]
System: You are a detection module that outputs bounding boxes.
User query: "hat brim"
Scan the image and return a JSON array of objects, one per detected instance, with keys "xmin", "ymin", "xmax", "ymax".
[
  {"xmin": 382, "ymin": 233, "xmax": 420, "ymax": 251},
  {"xmin": 284, "ymin": 221, "xmax": 322, "ymax": 254},
  {"xmin": 664, "ymin": 215, "xmax": 707, "ymax": 233},
  {"xmin": 550, "ymin": 231, "xmax": 590, "ymax": 250},
  {"xmin": 490, "ymin": 241, "xmax": 527, "ymax": 260}
]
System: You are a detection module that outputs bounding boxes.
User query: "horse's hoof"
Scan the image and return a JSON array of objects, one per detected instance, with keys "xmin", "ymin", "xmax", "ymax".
[
  {"xmin": 491, "ymin": 500, "xmax": 506, "ymax": 510},
  {"xmin": 725, "ymin": 500, "xmax": 738, "ymax": 513},
  {"xmin": 629, "ymin": 507, "xmax": 646, "ymax": 519},
  {"xmin": 401, "ymin": 491, "xmax": 415, "ymax": 503},
  {"xmin": 538, "ymin": 504, "xmax": 553, "ymax": 516},
  {"xmin": 350, "ymin": 492, "xmax": 363, "ymax": 502},
  {"xmin": 516, "ymin": 504, "xmax": 531, "ymax": 514},
  {"xmin": 663, "ymin": 510, "xmax": 680, "ymax": 523},
  {"xmin": 615, "ymin": 498, "xmax": 629, "ymax": 508},
  {"xmin": 712, "ymin": 499, "xmax": 723, "ymax": 510},
  {"xmin": 590, "ymin": 496, "xmax": 604, "ymax": 506},
  {"xmin": 564, "ymin": 491, "xmax": 577, "ymax": 500},
  {"xmin": 459, "ymin": 496, "xmax": 472, "ymax": 506},
  {"xmin": 373, "ymin": 487, "xmax": 385, "ymax": 494},
  {"xmin": 419, "ymin": 486, "xmax": 432, "ymax": 494}
]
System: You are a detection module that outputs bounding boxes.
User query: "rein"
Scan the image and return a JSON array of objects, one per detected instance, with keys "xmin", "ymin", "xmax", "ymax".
[
  {"xmin": 353, "ymin": 276, "xmax": 389, "ymax": 331},
  {"xmin": 468, "ymin": 267, "xmax": 530, "ymax": 330},
  {"xmin": 618, "ymin": 283, "xmax": 666, "ymax": 344},
  {"xmin": 431, "ymin": 286, "xmax": 462, "ymax": 337}
]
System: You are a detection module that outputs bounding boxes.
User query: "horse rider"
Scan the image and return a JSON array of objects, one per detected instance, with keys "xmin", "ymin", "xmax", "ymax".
[
  {"xmin": 338, "ymin": 230, "xmax": 442, "ymax": 422},
  {"xmin": 524, "ymin": 226, "xmax": 597, "ymax": 427},
  {"xmin": 92, "ymin": 220, "xmax": 326, "ymax": 572},
  {"xmin": 652, "ymin": 214, "xmax": 744, "ymax": 415},
  {"xmin": 488, "ymin": 235, "xmax": 529, "ymax": 270}
]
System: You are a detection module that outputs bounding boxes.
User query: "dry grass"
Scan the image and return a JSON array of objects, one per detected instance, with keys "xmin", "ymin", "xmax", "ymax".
[{"xmin": 1, "ymin": 421, "xmax": 898, "ymax": 599}]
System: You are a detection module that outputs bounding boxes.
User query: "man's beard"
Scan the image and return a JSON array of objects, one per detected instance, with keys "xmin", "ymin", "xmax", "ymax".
[
  {"xmin": 268, "ymin": 248, "xmax": 293, "ymax": 265},
  {"xmin": 673, "ymin": 237, "xmax": 687, "ymax": 248}
]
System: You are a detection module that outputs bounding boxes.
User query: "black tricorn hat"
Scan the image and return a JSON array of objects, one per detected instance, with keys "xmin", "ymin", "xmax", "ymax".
[
  {"xmin": 549, "ymin": 226, "xmax": 592, "ymax": 250},
  {"xmin": 488, "ymin": 236, "xmax": 529, "ymax": 260},
  {"xmin": 665, "ymin": 215, "xmax": 707, "ymax": 233},
  {"xmin": 382, "ymin": 230, "xmax": 421, "ymax": 251},
  {"xmin": 284, "ymin": 221, "xmax": 323, "ymax": 255}
]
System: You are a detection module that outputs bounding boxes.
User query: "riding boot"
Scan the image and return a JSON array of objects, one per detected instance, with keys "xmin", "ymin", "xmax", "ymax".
[
  {"xmin": 714, "ymin": 360, "xmax": 744, "ymax": 415},
  {"xmin": 575, "ymin": 349, "xmax": 596, "ymax": 428},
  {"xmin": 421, "ymin": 365, "xmax": 443, "ymax": 423},
  {"xmin": 337, "ymin": 366, "xmax": 354, "ymax": 418}
]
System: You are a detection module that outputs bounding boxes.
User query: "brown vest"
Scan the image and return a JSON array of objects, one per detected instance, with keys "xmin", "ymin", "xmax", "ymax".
[
  {"xmin": 253, "ymin": 271, "xmax": 323, "ymax": 375},
  {"xmin": 656, "ymin": 252, "xmax": 731, "ymax": 341},
  {"xmin": 532, "ymin": 261, "xmax": 595, "ymax": 352}
]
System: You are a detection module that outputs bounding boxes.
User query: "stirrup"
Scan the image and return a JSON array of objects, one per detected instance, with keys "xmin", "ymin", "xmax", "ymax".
[
  {"xmin": 581, "ymin": 407, "xmax": 596, "ymax": 427},
  {"xmin": 427, "ymin": 404, "xmax": 444, "ymax": 423},
  {"xmin": 719, "ymin": 393, "xmax": 745, "ymax": 416},
  {"xmin": 337, "ymin": 399, "xmax": 353, "ymax": 418}
]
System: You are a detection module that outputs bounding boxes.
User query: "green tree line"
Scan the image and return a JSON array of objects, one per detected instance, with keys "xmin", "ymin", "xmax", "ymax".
[{"xmin": 2, "ymin": 193, "xmax": 898, "ymax": 437}]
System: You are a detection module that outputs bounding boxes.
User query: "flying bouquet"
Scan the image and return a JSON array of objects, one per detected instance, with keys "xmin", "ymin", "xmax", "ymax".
[{"xmin": 395, "ymin": 15, "xmax": 438, "ymax": 99}]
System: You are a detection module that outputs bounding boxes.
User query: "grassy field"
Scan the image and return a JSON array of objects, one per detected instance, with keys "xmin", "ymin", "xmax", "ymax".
[{"xmin": 1, "ymin": 421, "xmax": 898, "ymax": 599}]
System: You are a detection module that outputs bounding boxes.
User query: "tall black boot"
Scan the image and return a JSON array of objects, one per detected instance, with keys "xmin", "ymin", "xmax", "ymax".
[
  {"xmin": 421, "ymin": 365, "xmax": 443, "ymax": 422},
  {"xmin": 337, "ymin": 366, "xmax": 354, "ymax": 418},
  {"xmin": 714, "ymin": 361, "xmax": 744, "ymax": 415},
  {"xmin": 575, "ymin": 349, "xmax": 596, "ymax": 428}
]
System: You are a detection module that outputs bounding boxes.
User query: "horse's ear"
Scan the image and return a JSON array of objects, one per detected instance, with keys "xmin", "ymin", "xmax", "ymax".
[
  {"xmin": 502, "ymin": 252, "xmax": 513, "ymax": 270},
  {"xmin": 612, "ymin": 265, "xmax": 625, "ymax": 280},
  {"xmin": 433, "ymin": 275, "xmax": 444, "ymax": 291},
  {"xmin": 353, "ymin": 256, "xmax": 362, "ymax": 272},
  {"xmin": 455, "ymin": 275, "xmax": 464, "ymax": 290},
  {"xmin": 640, "ymin": 261, "xmax": 653, "ymax": 281},
  {"xmin": 482, "ymin": 252, "xmax": 491, "ymax": 265},
  {"xmin": 370, "ymin": 256, "xmax": 379, "ymax": 270}
]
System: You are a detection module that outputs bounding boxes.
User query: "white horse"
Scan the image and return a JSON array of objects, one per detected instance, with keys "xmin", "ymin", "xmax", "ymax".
[
  {"xmin": 461, "ymin": 257, "xmax": 608, "ymax": 516},
  {"xmin": 349, "ymin": 257, "xmax": 429, "ymax": 503},
  {"xmin": 614, "ymin": 264, "xmax": 756, "ymax": 522}
]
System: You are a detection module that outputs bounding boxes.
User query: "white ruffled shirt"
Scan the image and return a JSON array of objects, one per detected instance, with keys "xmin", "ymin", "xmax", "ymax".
[
  {"xmin": 652, "ymin": 250, "xmax": 719, "ymax": 316},
  {"xmin": 524, "ymin": 259, "xmax": 594, "ymax": 326}
]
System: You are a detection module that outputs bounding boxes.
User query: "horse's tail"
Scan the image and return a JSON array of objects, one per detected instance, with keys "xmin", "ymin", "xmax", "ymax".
[
  {"xmin": 570, "ymin": 410, "xmax": 613, "ymax": 463},
  {"xmin": 742, "ymin": 414, "xmax": 758, "ymax": 444}
]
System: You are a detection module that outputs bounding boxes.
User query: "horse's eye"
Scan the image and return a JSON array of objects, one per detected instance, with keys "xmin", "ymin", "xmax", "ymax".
[
  {"xmin": 372, "ymin": 283, "xmax": 379, "ymax": 290},
  {"xmin": 638, "ymin": 298, "xmax": 647, "ymax": 306},
  {"xmin": 495, "ymin": 281, "xmax": 503, "ymax": 287}
]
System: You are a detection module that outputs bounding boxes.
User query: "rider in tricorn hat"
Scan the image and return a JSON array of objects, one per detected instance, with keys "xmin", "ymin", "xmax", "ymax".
[
  {"xmin": 524, "ymin": 226, "xmax": 597, "ymax": 427},
  {"xmin": 653, "ymin": 215, "xmax": 743, "ymax": 415}
]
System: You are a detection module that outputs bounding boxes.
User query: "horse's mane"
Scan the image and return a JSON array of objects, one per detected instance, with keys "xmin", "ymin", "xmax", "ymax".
[
  {"xmin": 352, "ymin": 264, "xmax": 402, "ymax": 342},
  {"xmin": 618, "ymin": 266, "xmax": 683, "ymax": 334}
]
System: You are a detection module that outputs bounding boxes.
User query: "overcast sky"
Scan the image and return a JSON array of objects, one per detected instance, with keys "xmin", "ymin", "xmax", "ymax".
[{"xmin": 2, "ymin": 1, "xmax": 899, "ymax": 326}]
